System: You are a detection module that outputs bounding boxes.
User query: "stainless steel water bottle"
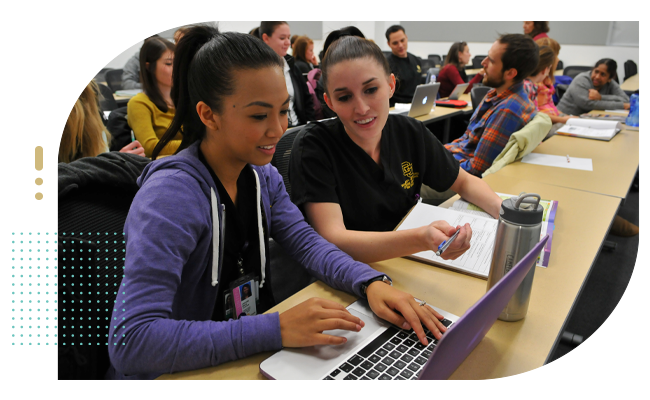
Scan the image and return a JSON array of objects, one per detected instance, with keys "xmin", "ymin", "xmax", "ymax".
[{"xmin": 486, "ymin": 193, "xmax": 544, "ymax": 322}]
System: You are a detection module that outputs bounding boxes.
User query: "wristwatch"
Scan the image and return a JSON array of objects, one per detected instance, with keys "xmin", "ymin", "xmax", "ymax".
[{"xmin": 361, "ymin": 275, "xmax": 392, "ymax": 296}]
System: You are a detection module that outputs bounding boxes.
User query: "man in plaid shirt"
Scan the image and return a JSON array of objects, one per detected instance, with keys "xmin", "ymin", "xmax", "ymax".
[{"xmin": 445, "ymin": 34, "xmax": 539, "ymax": 176}]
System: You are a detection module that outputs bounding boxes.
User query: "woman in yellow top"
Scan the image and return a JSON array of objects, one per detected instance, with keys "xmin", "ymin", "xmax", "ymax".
[
  {"xmin": 56, "ymin": 21, "xmax": 144, "ymax": 163},
  {"xmin": 127, "ymin": 36, "xmax": 181, "ymax": 157}
]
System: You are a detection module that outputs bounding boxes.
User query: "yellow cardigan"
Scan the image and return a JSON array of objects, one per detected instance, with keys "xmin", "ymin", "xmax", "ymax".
[{"xmin": 127, "ymin": 93, "xmax": 182, "ymax": 157}]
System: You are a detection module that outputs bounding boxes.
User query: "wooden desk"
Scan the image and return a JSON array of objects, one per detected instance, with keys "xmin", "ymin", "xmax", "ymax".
[
  {"xmin": 158, "ymin": 178, "xmax": 619, "ymax": 380},
  {"xmin": 555, "ymin": 69, "xmax": 563, "ymax": 76},
  {"xmin": 492, "ymin": 131, "xmax": 639, "ymax": 199},
  {"xmin": 620, "ymin": 74, "xmax": 638, "ymax": 92}
]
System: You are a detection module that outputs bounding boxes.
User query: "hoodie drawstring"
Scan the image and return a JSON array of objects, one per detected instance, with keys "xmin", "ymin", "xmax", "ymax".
[
  {"xmin": 210, "ymin": 188, "xmax": 220, "ymax": 287},
  {"xmin": 252, "ymin": 170, "xmax": 267, "ymax": 288}
]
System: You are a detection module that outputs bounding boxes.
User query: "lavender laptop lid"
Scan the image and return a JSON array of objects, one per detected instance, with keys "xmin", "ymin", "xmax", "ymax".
[{"xmin": 419, "ymin": 235, "xmax": 549, "ymax": 380}]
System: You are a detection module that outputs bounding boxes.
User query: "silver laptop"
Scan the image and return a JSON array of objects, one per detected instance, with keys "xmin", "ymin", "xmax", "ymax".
[
  {"xmin": 260, "ymin": 236, "xmax": 549, "ymax": 380},
  {"xmin": 448, "ymin": 83, "xmax": 469, "ymax": 100},
  {"xmin": 391, "ymin": 83, "xmax": 440, "ymax": 118}
]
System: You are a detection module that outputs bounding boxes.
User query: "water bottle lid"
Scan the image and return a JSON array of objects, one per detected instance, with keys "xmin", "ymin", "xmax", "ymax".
[{"xmin": 499, "ymin": 193, "xmax": 544, "ymax": 225}]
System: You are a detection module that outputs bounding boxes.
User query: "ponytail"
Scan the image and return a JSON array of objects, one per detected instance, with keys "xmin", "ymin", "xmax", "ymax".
[{"xmin": 152, "ymin": 24, "xmax": 284, "ymax": 160}]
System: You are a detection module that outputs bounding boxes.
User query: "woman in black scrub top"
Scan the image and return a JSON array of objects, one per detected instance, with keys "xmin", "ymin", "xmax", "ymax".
[{"xmin": 290, "ymin": 36, "xmax": 503, "ymax": 264}]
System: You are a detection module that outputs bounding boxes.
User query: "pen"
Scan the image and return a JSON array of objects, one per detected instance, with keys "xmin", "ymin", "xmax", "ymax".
[
  {"xmin": 435, "ymin": 228, "xmax": 461, "ymax": 257},
  {"xmin": 566, "ymin": 154, "xmax": 570, "ymax": 163}
]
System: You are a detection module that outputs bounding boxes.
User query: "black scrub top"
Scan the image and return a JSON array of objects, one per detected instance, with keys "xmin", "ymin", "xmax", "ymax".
[
  {"xmin": 289, "ymin": 114, "xmax": 460, "ymax": 232},
  {"xmin": 198, "ymin": 150, "xmax": 274, "ymax": 320}
]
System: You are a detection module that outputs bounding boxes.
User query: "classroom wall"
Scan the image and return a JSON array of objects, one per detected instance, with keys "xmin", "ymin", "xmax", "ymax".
[{"xmin": 102, "ymin": 21, "xmax": 639, "ymax": 83}]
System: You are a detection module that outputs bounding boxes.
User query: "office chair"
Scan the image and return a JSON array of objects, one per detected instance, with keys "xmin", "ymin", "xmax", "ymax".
[
  {"xmin": 556, "ymin": 60, "xmax": 564, "ymax": 70},
  {"xmin": 93, "ymin": 68, "xmax": 113, "ymax": 85},
  {"xmin": 268, "ymin": 124, "xmax": 316, "ymax": 303},
  {"xmin": 58, "ymin": 189, "xmax": 134, "ymax": 379},
  {"xmin": 471, "ymin": 86, "xmax": 491, "ymax": 111},
  {"xmin": 472, "ymin": 55, "xmax": 486, "ymax": 69},
  {"xmin": 104, "ymin": 69, "xmax": 124, "ymax": 92},
  {"xmin": 562, "ymin": 66, "xmax": 592, "ymax": 80},
  {"xmin": 624, "ymin": 60, "xmax": 637, "ymax": 82},
  {"xmin": 97, "ymin": 83, "xmax": 118, "ymax": 112},
  {"xmin": 427, "ymin": 54, "xmax": 442, "ymax": 66},
  {"xmin": 271, "ymin": 125, "xmax": 304, "ymax": 198},
  {"xmin": 382, "ymin": 51, "xmax": 392, "ymax": 59},
  {"xmin": 58, "ymin": 154, "xmax": 149, "ymax": 380},
  {"xmin": 555, "ymin": 84, "xmax": 570, "ymax": 102},
  {"xmin": 420, "ymin": 58, "xmax": 433, "ymax": 71}
]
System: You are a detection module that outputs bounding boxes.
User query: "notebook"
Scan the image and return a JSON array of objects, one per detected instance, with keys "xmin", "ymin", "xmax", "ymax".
[
  {"xmin": 396, "ymin": 202, "xmax": 499, "ymax": 279},
  {"xmin": 556, "ymin": 118, "xmax": 621, "ymax": 141},
  {"xmin": 390, "ymin": 83, "xmax": 440, "ymax": 118},
  {"xmin": 448, "ymin": 83, "xmax": 469, "ymax": 100},
  {"xmin": 259, "ymin": 236, "xmax": 549, "ymax": 380}
]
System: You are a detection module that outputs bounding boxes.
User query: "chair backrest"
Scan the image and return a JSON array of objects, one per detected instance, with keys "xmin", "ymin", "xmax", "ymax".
[
  {"xmin": 472, "ymin": 55, "xmax": 486, "ymax": 69},
  {"xmin": 556, "ymin": 60, "xmax": 564, "ymax": 70},
  {"xmin": 420, "ymin": 58, "xmax": 433, "ymax": 71},
  {"xmin": 624, "ymin": 60, "xmax": 637, "ymax": 81},
  {"xmin": 427, "ymin": 54, "xmax": 442, "ymax": 66},
  {"xmin": 105, "ymin": 69, "xmax": 124, "ymax": 92},
  {"xmin": 58, "ymin": 184, "xmax": 137, "ymax": 379},
  {"xmin": 563, "ymin": 66, "xmax": 592, "ymax": 79},
  {"xmin": 471, "ymin": 86, "xmax": 491, "ymax": 111},
  {"xmin": 382, "ymin": 51, "xmax": 392, "ymax": 59},
  {"xmin": 94, "ymin": 68, "xmax": 114, "ymax": 84},
  {"xmin": 97, "ymin": 83, "xmax": 118, "ymax": 112},
  {"xmin": 271, "ymin": 125, "xmax": 304, "ymax": 197}
]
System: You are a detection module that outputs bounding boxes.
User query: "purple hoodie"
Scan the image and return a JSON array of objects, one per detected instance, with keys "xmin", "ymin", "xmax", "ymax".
[{"xmin": 107, "ymin": 142, "xmax": 384, "ymax": 379}]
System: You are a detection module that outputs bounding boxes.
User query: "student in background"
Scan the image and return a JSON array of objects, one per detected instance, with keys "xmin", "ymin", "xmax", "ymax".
[
  {"xmin": 293, "ymin": 36, "xmax": 319, "ymax": 74},
  {"xmin": 56, "ymin": 21, "xmax": 144, "ymax": 163},
  {"xmin": 173, "ymin": 26, "xmax": 190, "ymax": 44},
  {"xmin": 523, "ymin": 21, "xmax": 550, "ymax": 40},
  {"xmin": 249, "ymin": 26, "xmax": 260, "ymax": 37},
  {"xmin": 108, "ymin": 26, "xmax": 447, "ymax": 380},
  {"xmin": 121, "ymin": 34, "xmax": 160, "ymax": 90},
  {"xmin": 385, "ymin": 25, "xmax": 422, "ymax": 106},
  {"xmin": 557, "ymin": 58, "xmax": 630, "ymax": 115},
  {"xmin": 260, "ymin": 21, "xmax": 314, "ymax": 127},
  {"xmin": 290, "ymin": 34, "xmax": 299, "ymax": 54},
  {"xmin": 127, "ymin": 36, "xmax": 181, "ymax": 157},
  {"xmin": 533, "ymin": 38, "xmax": 565, "ymax": 121},
  {"xmin": 444, "ymin": 34, "xmax": 538, "ymax": 177},
  {"xmin": 290, "ymin": 36, "xmax": 502, "ymax": 265},
  {"xmin": 436, "ymin": 41, "xmax": 485, "ymax": 98},
  {"xmin": 523, "ymin": 45, "xmax": 556, "ymax": 108}
]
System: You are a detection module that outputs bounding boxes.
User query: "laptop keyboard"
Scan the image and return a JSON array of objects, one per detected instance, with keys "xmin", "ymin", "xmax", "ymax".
[{"xmin": 323, "ymin": 319, "xmax": 453, "ymax": 380}]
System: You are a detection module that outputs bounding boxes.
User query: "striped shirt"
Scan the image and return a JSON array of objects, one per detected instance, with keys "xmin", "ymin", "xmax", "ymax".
[{"xmin": 444, "ymin": 81, "xmax": 536, "ymax": 176}]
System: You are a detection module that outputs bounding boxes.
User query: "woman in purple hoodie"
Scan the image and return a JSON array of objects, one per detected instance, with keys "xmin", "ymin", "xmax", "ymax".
[{"xmin": 107, "ymin": 25, "xmax": 449, "ymax": 380}]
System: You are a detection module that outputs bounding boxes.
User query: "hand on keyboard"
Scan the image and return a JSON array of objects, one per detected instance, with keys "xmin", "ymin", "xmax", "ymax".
[
  {"xmin": 279, "ymin": 297, "xmax": 365, "ymax": 347},
  {"xmin": 366, "ymin": 282, "xmax": 447, "ymax": 346}
]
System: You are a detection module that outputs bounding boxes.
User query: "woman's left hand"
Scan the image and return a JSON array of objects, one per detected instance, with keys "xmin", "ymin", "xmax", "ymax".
[
  {"xmin": 588, "ymin": 89, "xmax": 602, "ymax": 100},
  {"xmin": 119, "ymin": 140, "xmax": 146, "ymax": 157},
  {"xmin": 366, "ymin": 282, "xmax": 447, "ymax": 345}
]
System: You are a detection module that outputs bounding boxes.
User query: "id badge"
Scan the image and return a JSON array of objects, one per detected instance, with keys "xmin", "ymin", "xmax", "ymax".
[{"xmin": 229, "ymin": 273, "xmax": 259, "ymax": 319}]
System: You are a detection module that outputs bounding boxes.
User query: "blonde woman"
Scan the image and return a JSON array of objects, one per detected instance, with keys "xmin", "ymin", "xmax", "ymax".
[{"xmin": 56, "ymin": 21, "xmax": 144, "ymax": 163}]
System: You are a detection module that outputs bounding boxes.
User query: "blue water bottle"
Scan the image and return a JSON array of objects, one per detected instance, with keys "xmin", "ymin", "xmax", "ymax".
[{"xmin": 625, "ymin": 93, "xmax": 639, "ymax": 127}]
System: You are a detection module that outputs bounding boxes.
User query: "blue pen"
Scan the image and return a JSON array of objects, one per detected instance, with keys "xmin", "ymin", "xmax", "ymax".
[{"xmin": 435, "ymin": 228, "xmax": 461, "ymax": 257}]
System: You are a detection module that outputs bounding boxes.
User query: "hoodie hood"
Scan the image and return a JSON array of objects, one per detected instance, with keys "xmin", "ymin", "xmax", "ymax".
[{"xmin": 138, "ymin": 142, "xmax": 267, "ymax": 289}]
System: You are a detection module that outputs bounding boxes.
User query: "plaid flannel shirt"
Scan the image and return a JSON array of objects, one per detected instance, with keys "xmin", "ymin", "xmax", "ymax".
[{"xmin": 444, "ymin": 81, "xmax": 536, "ymax": 176}]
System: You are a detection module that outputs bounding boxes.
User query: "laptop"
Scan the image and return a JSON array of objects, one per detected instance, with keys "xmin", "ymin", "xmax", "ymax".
[
  {"xmin": 390, "ymin": 83, "xmax": 440, "ymax": 118},
  {"xmin": 448, "ymin": 83, "xmax": 469, "ymax": 100},
  {"xmin": 260, "ymin": 235, "xmax": 549, "ymax": 380}
]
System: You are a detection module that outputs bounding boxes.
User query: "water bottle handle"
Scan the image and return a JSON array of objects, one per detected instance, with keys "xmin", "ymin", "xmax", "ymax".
[{"xmin": 515, "ymin": 193, "xmax": 541, "ymax": 210}]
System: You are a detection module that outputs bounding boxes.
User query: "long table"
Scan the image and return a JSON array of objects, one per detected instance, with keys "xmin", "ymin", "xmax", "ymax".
[
  {"xmin": 491, "ymin": 129, "xmax": 639, "ymax": 199},
  {"xmin": 158, "ymin": 176, "xmax": 620, "ymax": 380}
]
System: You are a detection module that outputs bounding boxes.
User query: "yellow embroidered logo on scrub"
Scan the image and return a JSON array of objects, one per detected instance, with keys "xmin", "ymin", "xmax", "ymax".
[
  {"xmin": 417, "ymin": 65, "xmax": 422, "ymax": 73},
  {"xmin": 401, "ymin": 161, "xmax": 419, "ymax": 189}
]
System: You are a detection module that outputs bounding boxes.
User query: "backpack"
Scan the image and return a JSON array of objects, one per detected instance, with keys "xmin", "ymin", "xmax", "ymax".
[
  {"xmin": 105, "ymin": 106, "xmax": 132, "ymax": 152},
  {"xmin": 306, "ymin": 68, "xmax": 324, "ymax": 120}
]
